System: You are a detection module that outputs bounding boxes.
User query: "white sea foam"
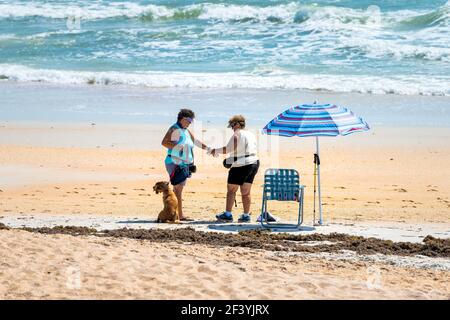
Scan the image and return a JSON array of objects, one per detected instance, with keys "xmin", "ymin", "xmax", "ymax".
[
  {"xmin": 0, "ymin": 2, "xmax": 169, "ymax": 20},
  {"xmin": 140, "ymin": 40, "xmax": 181, "ymax": 50},
  {"xmin": 338, "ymin": 37, "xmax": 450, "ymax": 62},
  {"xmin": 0, "ymin": 33, "xmax": 17, "ymax": 40},
  {"xmin": 0, "ymin": 64, "xmax": 448, "ymax": 96},
  {"xmin": 198, "ymin": 2, "xmax": 299, "ymax": 22},
  {"xmin": 0, "ymin": 2, "xmax": 301, "ymax": 22},
  {"xmin": 0, "ymin": 1, "xmax": 446, "ymax": 26}
]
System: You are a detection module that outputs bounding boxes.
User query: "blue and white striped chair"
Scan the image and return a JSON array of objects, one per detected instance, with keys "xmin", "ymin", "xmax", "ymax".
[{"xmin": 260, "ymin": 168, "xmax": 305, "ymax": 229}]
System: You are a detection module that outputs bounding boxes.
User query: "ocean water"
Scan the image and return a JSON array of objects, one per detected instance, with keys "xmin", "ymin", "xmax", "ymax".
[{"xmin": 0, "ymin": 0, "xmax": 449, "ymax": 96}]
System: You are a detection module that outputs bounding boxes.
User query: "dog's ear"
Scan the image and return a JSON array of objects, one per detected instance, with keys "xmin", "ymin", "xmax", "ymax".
[{"xmin": 164, "ymin": 181, "xmax": 170, "ymax": 188}]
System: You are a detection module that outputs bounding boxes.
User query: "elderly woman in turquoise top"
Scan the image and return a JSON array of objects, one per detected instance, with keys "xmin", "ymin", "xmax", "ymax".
[{"xmin": 161, "ymin": 109, "xmax": 210, "ymax": 221}]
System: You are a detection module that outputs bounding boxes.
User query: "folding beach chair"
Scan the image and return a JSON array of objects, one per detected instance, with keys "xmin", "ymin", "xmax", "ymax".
[{"xmin": 260, "ymin": 168, "xmax": 305, "ymax": 229}]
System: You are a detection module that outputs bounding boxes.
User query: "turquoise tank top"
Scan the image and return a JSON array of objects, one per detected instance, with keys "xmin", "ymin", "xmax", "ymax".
[{"xmin": 165, "ymin": 123, "xmax": 194, "ymax": 167}]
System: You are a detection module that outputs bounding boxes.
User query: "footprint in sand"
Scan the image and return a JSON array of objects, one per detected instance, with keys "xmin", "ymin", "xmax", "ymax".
[
  {"xmin": 394, "ymin": 188, "xmax": 408, "ymax": 192},
  {"xmin": 197, "ymin": 265, "xmax": 214, "ymax": 274},
  {"xmin": 298, "ymin": 281, "xmax": 320, "ymax": 293}
]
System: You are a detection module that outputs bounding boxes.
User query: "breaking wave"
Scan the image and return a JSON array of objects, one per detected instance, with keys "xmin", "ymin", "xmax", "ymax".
[
  {"xmin": 0, "ymin": 64, "xmax": 448, "ymax": 96},
  {"xmin": 0, "ymin": 1, "xmax": 448, "ymax": 28}
]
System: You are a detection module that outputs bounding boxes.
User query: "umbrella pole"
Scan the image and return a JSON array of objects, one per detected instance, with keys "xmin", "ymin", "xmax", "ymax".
[
  {"xmin": 316, "ymin": 136, "xmax": 324, "ymax": 225},
  {"xmin": 313, "ymin": 157, "xmax": 317, "ymax": 225}
]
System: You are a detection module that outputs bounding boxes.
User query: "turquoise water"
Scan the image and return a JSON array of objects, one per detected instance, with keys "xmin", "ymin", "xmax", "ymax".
[{"xmin": 0, "ymin": 0, "xmax": 449, "ymax": 95}]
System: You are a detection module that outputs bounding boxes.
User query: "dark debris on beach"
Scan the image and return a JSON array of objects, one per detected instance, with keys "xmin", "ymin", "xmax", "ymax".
[
  {"xmin": 0, "ymin": 222, "xmax": 9, "ymax": 230},
  {"xmin": 1, "ymin": 223, "xmax": 449, "ymax": 258}
]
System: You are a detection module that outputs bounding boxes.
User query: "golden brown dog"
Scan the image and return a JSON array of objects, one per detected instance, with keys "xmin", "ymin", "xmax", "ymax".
[{"xmin": 153, "ymin": 181, "xmax": 179, "ymax": 223}]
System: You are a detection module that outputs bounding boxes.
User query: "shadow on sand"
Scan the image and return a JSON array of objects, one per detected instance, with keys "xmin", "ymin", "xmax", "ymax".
[
  {"xmin": 115, "ymin": 220, "xmax": 316, "ymax": 233},
  {"xmin": 116, "ymin": 219, "xmax": 223, "ymax": 226},
  {"xmin": 183, "ymin": 220, "xmax": 223, "ymax": 225},
  {"xmin": 208, "ymin": 223, "xmax": 316, "ymax": 233},
  {"xmin": 117, "ymin": 220, "xmax": 156, "ymax": 224}
]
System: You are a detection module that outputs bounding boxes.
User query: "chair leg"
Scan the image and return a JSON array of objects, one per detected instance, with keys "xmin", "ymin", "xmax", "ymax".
[
  {"xmin": 262, "ymin": 198, "xmax": 272, "ymax": 228},
  {"xmin": 297, "ymin": 188, "xmax": 304, "ymax": 227},
  {"xmin": 261, "ymin": 196, "xmax": 267, "ymax": 228},
  {"xmin": 261, "ymin": 189, "xmax": 304, "ymax": 229}
]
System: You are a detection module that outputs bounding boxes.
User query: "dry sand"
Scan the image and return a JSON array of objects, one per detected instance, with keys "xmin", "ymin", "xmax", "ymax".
[
  {"xmin": 1, "ymin": 123, "xmax": 449, "ymax": 223},
  {"xmin": 0, "ymin": 229, "xmax": 448, "ymax": 300},
  {"xmin": 0, "ymin": 122, "xmax": 449, "ymax": 299}
]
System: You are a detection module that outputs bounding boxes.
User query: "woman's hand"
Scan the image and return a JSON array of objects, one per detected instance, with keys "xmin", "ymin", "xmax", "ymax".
[{"xmin": 206, "ymin": 147, "xmax": 218, "ymax": 157}]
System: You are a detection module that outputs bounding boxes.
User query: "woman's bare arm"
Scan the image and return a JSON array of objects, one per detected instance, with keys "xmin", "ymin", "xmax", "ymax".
[
  {"xmin": 188, "ymin": 129, "xmax": 209, "ymax": 150},
  {"xmin": 161, "ymin": 127, "xmax": 178, "ymax": 149},
  {"xmin": 213, "ymin": 134, "xmax": 238, "ymax": 155}
]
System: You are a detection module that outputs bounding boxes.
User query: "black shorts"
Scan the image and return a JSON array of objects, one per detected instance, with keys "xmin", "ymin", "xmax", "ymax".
[{"xmin": 227, "ymin": 160, "xmax": 260, "ymax": 186}]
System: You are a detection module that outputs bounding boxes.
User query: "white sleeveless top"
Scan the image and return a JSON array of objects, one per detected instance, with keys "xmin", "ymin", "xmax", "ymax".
[{"xmin": 229, "ymin": 129, "xmax": 258, "ymax": 168}]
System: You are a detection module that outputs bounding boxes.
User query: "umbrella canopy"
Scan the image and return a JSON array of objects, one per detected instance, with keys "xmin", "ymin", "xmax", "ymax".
[
  {"xmin": 263, "ymin": 103, "xmax": 369, "ymax": 137},
  {"xmin": 262, "ymin": 102, "xmax": 369, "ymax": 226}
]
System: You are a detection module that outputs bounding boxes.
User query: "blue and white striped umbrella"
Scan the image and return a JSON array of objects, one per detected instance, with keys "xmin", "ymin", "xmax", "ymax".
[
  {"xmin": 262, "ymin": 103, "xmax": 370, "ymax": 226},
  {"xmin": 263, "ymin": 103, "xmax": 369, "ymax": 137}
]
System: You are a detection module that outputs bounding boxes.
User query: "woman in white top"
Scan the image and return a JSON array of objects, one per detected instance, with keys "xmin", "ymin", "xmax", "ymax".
[{"xmin": 211, "ymin": 115, "xmax": 259, "ymax": 223}]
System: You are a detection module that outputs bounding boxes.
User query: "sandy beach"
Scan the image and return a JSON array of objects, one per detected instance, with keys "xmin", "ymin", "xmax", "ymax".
[
  {"xmin": 0, "ymin": 228, "xmax": 448, "ymax": 300},
  {"xmin": 1, "ymin": 121, "xmax": 449, "ymax": 224},
  {"xmin": 1, "ymin": 0, "xmax": 450, "ymax": 302},
  {"xmin": 1, "ymin": 119, "xmax": 449, "ymax": 300}
]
